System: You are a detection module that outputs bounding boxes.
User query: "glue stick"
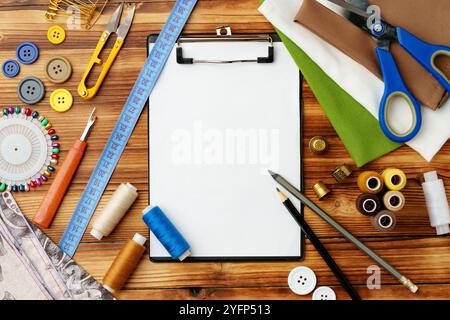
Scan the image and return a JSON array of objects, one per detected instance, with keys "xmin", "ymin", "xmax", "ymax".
[{"xmin": 422, "ymin": 171, "xmax": 450, "ymax": 235}]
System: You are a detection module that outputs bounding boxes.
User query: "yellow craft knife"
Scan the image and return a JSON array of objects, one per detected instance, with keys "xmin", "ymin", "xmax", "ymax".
[{"xmin": 78, "ymin": 2, "xmax": 135, "ymax": 100}]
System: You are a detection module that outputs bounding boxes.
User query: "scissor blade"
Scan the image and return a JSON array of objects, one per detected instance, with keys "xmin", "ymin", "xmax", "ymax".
[
  {"xmin": 325, "ymin": 0, "xmax": 370, "ymax": 18},
  {"xmin": 117, "ymin": 5, "xmax": 136, "ymax": 40},
  {"xmin": 105, "ymin": 1, "xmax": 124, "ymax": 34}
]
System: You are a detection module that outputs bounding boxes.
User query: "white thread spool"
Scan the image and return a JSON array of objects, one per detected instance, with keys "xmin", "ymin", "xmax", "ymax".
[
  {"xmin": 422, "ymin": 171, "xmax": 450, "ymax": 235},
  {"xmin": 90, "ymin": 183, "xmax": 139, "ymax": 240}
]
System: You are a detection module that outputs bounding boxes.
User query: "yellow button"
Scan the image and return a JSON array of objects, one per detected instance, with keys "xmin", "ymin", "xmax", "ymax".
[
  {"xmin": 50, "ymin": 89, "xmax": 73, "ymax": 112},
  {"xmin": 47, "ymin": 25, "xmax": 66, "ymax": 45}
]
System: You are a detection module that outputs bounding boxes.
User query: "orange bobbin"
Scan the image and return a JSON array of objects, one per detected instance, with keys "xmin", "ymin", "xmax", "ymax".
[{"xmin": 357, "ymin": 171, "xmax": 384, "ymax": 194}]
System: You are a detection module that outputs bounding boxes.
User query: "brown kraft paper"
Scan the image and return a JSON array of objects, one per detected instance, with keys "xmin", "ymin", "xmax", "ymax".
[{"xmin": 295, "ymin": 0, "xmax": 450, "ymax": 110}]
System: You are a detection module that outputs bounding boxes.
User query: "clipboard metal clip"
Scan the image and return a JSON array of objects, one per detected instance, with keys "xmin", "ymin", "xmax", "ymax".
[{"xmin": 176, "ymin": 26, "xmax": 274, "ymax": 64}]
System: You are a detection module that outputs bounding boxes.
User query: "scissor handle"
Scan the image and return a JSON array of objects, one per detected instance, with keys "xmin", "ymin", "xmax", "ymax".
[
  {"xmin": 397, "ymin": 27, "xmax": 450, "ymax": 92},
  {"xmin": 376, "ymin": 47, "xmax": 422, "ymax": 143},
  {"xmin": 78, "ymin": 31, "xmax": 124, "ymax": 100}
]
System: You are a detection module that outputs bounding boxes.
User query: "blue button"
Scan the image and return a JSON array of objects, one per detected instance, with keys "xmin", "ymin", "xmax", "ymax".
[
  {"xmin": 2, "ymin": 59, "xmax": 20, "ymax": 78},
  {"xmin": 16, "ymin": 42, "xmax": 39, "ymax": 65}
]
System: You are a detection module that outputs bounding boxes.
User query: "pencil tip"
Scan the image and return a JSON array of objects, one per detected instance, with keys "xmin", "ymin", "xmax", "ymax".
[
  {"xmin": 268, "ymin": 170, "xmax": 276, "ymax": 177},
  {"xmin": 276, "ymin": 187, "xmax": 280, "ymax": 192}
]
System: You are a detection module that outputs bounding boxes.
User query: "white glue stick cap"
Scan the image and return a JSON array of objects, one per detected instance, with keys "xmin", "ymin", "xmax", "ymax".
[
  {"xmin": 133, "ymin": 233, "xmax": 147, "ymax": 246},
  {"xmin": 90, "ymin": 228, "xmax": 104, "ymax": 240}
]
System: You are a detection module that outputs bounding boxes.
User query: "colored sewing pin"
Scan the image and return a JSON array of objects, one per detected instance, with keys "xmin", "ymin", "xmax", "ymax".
[{"xmin": 33, "ymin": 108, "xmax": 97, "ymax": 228}]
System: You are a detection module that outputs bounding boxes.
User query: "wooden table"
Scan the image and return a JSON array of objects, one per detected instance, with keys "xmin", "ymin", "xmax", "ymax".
[{"xmin": 1, "ymin": 0, "xmax": 449, "ymax": 300}]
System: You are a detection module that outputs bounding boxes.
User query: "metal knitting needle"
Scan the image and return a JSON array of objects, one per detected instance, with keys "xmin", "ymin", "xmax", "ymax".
[{"xmin": 268, "ymin": 170, "xmax": 418, "ymax": 293}]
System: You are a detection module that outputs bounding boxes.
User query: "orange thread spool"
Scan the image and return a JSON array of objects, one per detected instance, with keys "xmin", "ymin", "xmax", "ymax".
[
  {"xmin": 357, "ymin": 171, "xmax": 384, "ymax": 194},
  {"xmin": 102, "ymin": 233, "xmax": 146, "ymax": 294}
]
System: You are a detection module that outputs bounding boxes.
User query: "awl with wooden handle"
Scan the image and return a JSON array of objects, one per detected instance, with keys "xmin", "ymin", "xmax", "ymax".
[{"xmin": 33, "ymin": 108, "xmax": 97, "ymax": 228}]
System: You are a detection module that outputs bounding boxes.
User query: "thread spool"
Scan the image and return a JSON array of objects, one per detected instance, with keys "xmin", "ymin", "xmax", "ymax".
[
  {"xmin": 356, "ymin": 193, "xmax": 381, "ymax": 216},
  {"xmin": 422, "ymin": 171, "xmax": 450, "ymax": 235},
  {"xmin": 102, "ymin": 233, "xmax": 146, "ymax": 294},
  {"xmin": 381, "ymin": 168, "xmax": 407, "ymax": 191},
  {"xmin": 371, "ymin": 210, "xmax": 396, "ymax": 232},
  {"xmin": 142, "ymin": 205, "xmax": 191, "ymax": 261},
  {"xmin": 357, "ymin": 171, "xmax": 384, "ymax": 194},
  {"xmin": 90, "ymin": 183, "xmax": 139, "ymax": 240},
  {"xmin": 383, "ymin": 190, "xmax": 405, "ymax": 212}
]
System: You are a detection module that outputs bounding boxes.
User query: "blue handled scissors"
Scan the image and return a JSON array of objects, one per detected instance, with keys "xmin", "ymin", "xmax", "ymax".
[{"xmin": 326, "ymin": 0, "xmax": 450, "ymax": 143}]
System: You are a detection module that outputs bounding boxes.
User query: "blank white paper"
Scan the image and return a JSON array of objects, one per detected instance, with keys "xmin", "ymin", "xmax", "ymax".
[{"xmin": 148, "ymin": 39, "xmax": 302, "ymax": 259}]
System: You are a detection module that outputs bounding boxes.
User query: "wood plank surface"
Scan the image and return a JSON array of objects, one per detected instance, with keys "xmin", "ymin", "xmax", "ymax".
[{"xmin": 0, "ymin": 0, "xmax": 449, "ymax": 300}]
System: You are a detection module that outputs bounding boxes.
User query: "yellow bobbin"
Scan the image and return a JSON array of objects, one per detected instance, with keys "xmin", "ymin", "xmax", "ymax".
[
  {"xmin": 381, "ymin": 168, "xmax": 407, "ymax": 191},
  {"xmin": 47, "ymin": 25, "xmax": 66, "ymax": 44},
  {"xmin": 357, "ymin": 171, "xmax": 384, "ymax": 194},
  {"xmin": 50, "ymin": 89, "xmax": 73, "ymax": 112}
]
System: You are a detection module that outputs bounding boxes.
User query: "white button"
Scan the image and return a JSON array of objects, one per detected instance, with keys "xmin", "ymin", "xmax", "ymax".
[
  {"xmin": 312, "ymin": 286, "xmax": 336, "ymax": 300},
  {"xmin": 288, "ymin": 266, "xmax": 317, "ymax": 295}
]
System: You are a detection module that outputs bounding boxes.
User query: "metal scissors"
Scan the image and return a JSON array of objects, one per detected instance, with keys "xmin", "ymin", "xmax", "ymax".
[
  {"xmin": 326, "ymin": 0, "xmax": 450, "ymax": 143},
  {"xmin": 78, "ymin": 2, "xmax": 136, "ymax": 100}
]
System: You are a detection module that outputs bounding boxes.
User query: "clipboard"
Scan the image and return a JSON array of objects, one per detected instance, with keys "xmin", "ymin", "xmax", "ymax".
[{"xmin": 147, "ymin": 28, "xmax": 304, "ymax": 262}]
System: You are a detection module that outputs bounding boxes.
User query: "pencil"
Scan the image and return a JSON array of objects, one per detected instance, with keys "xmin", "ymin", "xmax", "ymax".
[
  {"xmin": 276, "ymin": 188, "xmax": 361, "ymax": 300},
  {"xmin": 269, "ymin": 170, "xmax": 418, "ymax": 294}
]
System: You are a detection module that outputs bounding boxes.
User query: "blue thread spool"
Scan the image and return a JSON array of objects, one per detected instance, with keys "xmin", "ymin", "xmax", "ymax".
[{"xmin": 142, "ymin": 205, "xmax": 191, "ymax": 261}]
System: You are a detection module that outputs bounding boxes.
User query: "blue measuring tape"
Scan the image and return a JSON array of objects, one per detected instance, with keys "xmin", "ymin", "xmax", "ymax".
[{"xmin": 59, "ymin": 0, "xmax": 198, "ymax": 257}]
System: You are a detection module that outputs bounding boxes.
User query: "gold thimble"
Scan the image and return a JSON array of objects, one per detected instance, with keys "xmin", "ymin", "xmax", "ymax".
[
  {"xmin": 332, "ymin": 164, "xmax": 352, "ymax": 183},
  {"xmin": 313, "ymin": 181, "xmax": 331, "ymax": 200},
  {"xmin": 309, "ymin": 136, "xmax": 328, "ymax": 154}
]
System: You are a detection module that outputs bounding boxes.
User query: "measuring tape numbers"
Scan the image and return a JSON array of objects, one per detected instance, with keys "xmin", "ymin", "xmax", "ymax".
[{"xmin": 59, "ymin": 0, "xmax": 198, "ymax": 257}]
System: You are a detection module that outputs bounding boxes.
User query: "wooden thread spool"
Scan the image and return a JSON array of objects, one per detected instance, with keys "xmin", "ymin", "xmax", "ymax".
[
  {"xmin": 102, "ymin": 233, "xmax": 146, "ymax": 294},
  {"xmin": 90, "ymin": 183, "xmax": 138, "ymax": 240},
  {"xmin": 357, "ymin": 171, "xmax": 384, "ymax": 194}
]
